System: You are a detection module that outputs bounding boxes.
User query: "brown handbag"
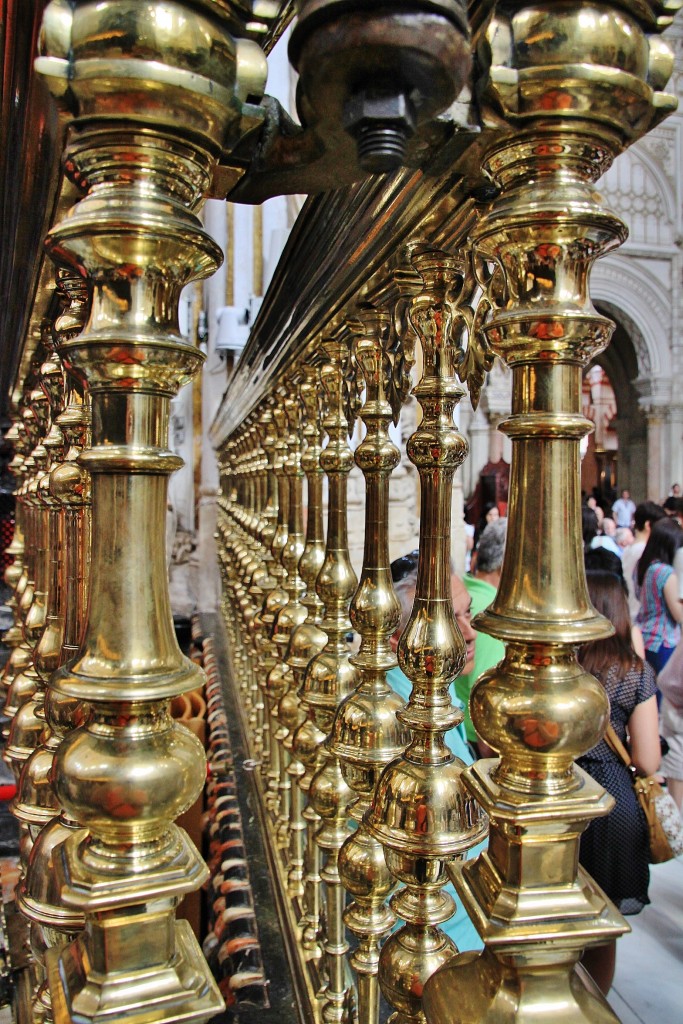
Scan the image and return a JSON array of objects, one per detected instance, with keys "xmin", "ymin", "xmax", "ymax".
[{"xmin": 604, "ymin": 723, "xmax": 679, "ymax": 864}]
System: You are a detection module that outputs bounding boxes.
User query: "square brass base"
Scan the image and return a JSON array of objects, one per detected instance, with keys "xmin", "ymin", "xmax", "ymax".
[{"xmin": 46, "ymin": 919, "xmax": 224, "ymax": 1024}]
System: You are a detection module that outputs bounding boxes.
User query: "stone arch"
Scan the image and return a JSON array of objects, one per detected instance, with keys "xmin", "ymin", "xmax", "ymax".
[
  {"xmin": 599, "ymin": 143, "xmax": 676, "ymax": 246},
  {"xmin": 591, "ymin": 253, "xmax": 672, "ymax": 383}
]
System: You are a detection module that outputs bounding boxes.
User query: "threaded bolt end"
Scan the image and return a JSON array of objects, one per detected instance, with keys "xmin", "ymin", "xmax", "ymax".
[{"xmin": 355, "ymin": 122, "xmax": 410, "ymax": 174}]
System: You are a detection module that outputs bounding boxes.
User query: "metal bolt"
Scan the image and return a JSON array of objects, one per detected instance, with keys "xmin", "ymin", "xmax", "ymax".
[{"xmin": 343, "ymin": 90, "xmax": 416, "ymax": 174}]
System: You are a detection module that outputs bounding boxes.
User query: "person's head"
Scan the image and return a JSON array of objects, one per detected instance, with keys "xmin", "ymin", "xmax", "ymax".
[
  {"xmin": 637, "ymin": 515, "xmax": 683, "ymax": 586},
  {"xmin": 587, "ymin": 496, "xmax": 597, "ymax": 510},
  {"xmin": 615, "ymin": 527, "xmax": 634, "ymax": 549},
  {"xmin": 633, "ymin": 501, "xmax": 666, "ymax": 535},
  {"xmin": 579, "ymin": 570, "xmax": 639, "ymax": 678},
  {"xmin": 584, "ymin": 546, "xmax": 624, "ymax": 583},
  {"xmin": 594, "ymin": 505, "xmax": 605, "ymax": 528},
  {"xmin": 673, "ymin": 483, "xmax": 681, "ymax": 497},
  {"xmin": 485, "ymin": 504, "xmax": 500, "ymax": 526},
  {"xmin": 390, "ymin": 556, "xmax": 476, "ymax": 674},
  {"xmin": 602, "ymin": 517, "xmax": 616, "ymax": 537},
  {"xmin": 475, "ymin": 518, "xmax": 507, "ymax": 580},
  {"xmin": 669, "ymin": 496, "xmax": 683, "ymax": 528},
  {"xmin": 620, "ymin": 488, "xmax": 630, "ymax": 500},
  {"xmin": 582, "ymin": 507, "xmax": 599, "ymax": 550}
]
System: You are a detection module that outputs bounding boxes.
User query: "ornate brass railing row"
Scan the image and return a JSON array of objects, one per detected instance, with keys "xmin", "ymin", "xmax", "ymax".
[
  {"xmin": 2, "ymin": 3, "xmax": 680, "ymax": 1024},
  {"xmin": 213, "ymin": 7, "xmax": 680, "ymax": 1024}
]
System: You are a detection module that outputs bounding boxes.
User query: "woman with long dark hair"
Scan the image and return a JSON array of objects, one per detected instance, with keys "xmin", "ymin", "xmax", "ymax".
[
  {"xmin": 578, "ymin": 571, "xmax": 660, "ymax": 995},
  {"xmin": 636, "ymin": 516, "xmax": 683, "ymax": 675}
]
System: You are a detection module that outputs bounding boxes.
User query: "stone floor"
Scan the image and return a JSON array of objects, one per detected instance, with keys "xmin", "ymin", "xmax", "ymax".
[{"xmin": 609, "ymin": 856, "xmax": 683, "ymax": 1023}]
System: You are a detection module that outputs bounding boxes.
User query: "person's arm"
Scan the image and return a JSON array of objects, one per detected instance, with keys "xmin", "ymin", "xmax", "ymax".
[
  {"xmin": 630, "ymin": 624, "xmax": 645, "ymax": 659},
  {"xmin": 628, "ymin": 694, "xmax": 660, "ymax": 777},
  {"xmin": 663, "ymin": 572, "xmax": 683, "ymax": 623},
  {"xmin": 674, "ymin": 546, "xmax": 683, "ymax": 602}
]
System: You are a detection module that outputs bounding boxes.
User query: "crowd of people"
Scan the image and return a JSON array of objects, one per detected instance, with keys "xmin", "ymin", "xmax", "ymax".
[{"xmin": 385, "ymin": 487, "xmax": 683, "ymax": 997}]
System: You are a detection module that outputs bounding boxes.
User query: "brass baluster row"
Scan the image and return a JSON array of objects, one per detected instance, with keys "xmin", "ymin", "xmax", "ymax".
[
  {"xmin": 215, "ymin": 260, "xmax": 489, "ymax": 1024},
  {"xmin": 2, "ymin": 5, "xmax": 678, "ymax": 1024}
]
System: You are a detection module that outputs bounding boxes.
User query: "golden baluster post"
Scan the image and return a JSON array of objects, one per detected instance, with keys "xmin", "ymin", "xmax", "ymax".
[
  {"xmin": 274, "ymin": 380, "xmax": 308, "ymax": 852},
  {"xmin": 264, "ymin": 398, "xmax": 291, "ymax": 816},
  {"xmin": 367, "ymin": 250, "xmax": 488, "ymax": 1024},
  {"xmin": 251, "ymin": 401, "xmax": 281, "ymax": 772},
  {"xmin": 32, "ymin": 0, "xmax": 273, "ymax": 1016},
  {"xmin": 2, "ymin": 417, "xmax": 32, "ymax": 692},
  {"xmin": 422, "ymin": 5, "xmax": 680, "ymax": 1022},
  {"xmin": 286, "ymin": 362, "xmax": 328, "ymax": 901},
  {"xmin": 306, "ymin": 332, "xmax": 359, "ymax": 1024},
  {"xmin": 291, "ymin": 357, "xmax": 330, "ymax": 949},
  {"xmin": 329, "ymin": 303, "xmax": 411, "ymax": 1024}
]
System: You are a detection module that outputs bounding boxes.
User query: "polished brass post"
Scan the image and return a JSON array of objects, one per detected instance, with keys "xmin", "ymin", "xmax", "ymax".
[
  {"xmin": 32, "ymin": 0, "xmax": 274, "ymax": 1016},
  {"xmin": 11, "ymin": 319, "xmax": 68, "ymax": 858},
  {"xmin": 291, "ymin": 358, "xmax": 330, "ymax": 942},
  {"xmin": 367, "ymin": 250, "xmax": 487, "ymax": 1024},
  {"xmin": 6, "ymin": 385, "xmax": 53, "ymax": 773},
  {"xmin": 273, "ymin": 381, "xmax": 308, "ymax": 850},
  {"xmin": 329, "ymin": 303, "xmax": 411, "ymax": 1024},
  {"xmin": 251, "ymin": 400, "xmax": 280, "ymax": 772},
  {"xmin": 3, "ymin": 418, "xmax": 28, "ymax": 652},
  {"xmin": 305, "ymin": 332, "xmax": 359, "ymax": 1024},
  {"xmin": 422, "ymin": 6, "xmax": 679, "ymax": 1023},
  {"xmin": 6, "ymin": 394, "xmax": 50, "ymax": 728},
  {"xmin": 13, "ymin": 270, "xmax": 92, "ymax": 869},
  {"xmin": 264, "ymin": 398, "xmax": 291, "ymax": 815},
  {"xmin": 2, "ymin": 418, "xmax": 30, "ymax": 680},
  {"xmin": 17, "ymin": 366, "xmax": 91, "ymax": 1024},
  {"xmin": 286, "ymin": 363, "xmax": 328, "ymax": 900}
]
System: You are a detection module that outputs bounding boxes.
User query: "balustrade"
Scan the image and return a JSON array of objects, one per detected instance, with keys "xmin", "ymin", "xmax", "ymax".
[{"xmin": 1, "ymin": 2, "xmax": 680, "ymax": 1024}]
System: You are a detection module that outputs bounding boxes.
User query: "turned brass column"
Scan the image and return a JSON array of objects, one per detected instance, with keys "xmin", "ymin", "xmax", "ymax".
[
  {"xmin": 274, "ymin": 381, "xmax": 308, "ymax": 850},
  {"xmin": 423, "ymin": 5, "xmax": 679, "ymax": 1023},
  {"xmin": 286, "ymin": 362, "xmax": 328, "ymax": 900},
  {"xmin": 17, "ymin": 278, "xmax": 92, "ymax": 1024},
  {"xmin": 264, "ymin": 399, "xmax": 291, "ymax": 815},
  {"xmin": 2, "ymin": 417, "xmax": 31, "ymax": 694},
  {"xmin": 367, "ymin": 250, "xmax": 487, "ymax": 1024},
  {"xmin": 291, "ymin": 358, "xmax": 329, "ymax": 947},
  {"xmin": 330, "ymin": 304, "xmax": 411, "ymax": 1024},
  {"xmin": 33, "ymin": 0, "xmax": 271, "ymax": 1017},
  {"xmin": 305, "ymin": 332, "xmax": 359, "ymax": 1024}
]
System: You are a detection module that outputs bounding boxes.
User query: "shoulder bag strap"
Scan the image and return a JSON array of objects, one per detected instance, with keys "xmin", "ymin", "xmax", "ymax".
[{"xmin": 603, "ymin": 722, "xmax": 636, "ymax": 773}]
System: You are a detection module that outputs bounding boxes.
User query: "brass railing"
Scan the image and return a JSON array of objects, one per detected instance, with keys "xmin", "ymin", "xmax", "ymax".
[{"xmin": 2, "ymin": 3, "xmax": 681, "ymax": 1024}]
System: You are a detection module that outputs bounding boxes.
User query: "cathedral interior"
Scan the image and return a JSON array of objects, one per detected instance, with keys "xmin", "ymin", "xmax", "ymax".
[{"xmin": 1, "ymin": 1, "xmax": 682, "ymax": 1023}]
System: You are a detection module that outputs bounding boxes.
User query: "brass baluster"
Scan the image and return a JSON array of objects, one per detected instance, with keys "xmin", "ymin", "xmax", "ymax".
[
  {"xmin": 274, "ymin": 380, "xmax": 308, "ymax": 851},
  {"xmin": 292, "ymin": 357, "xmax": 329, "ymax": 951},
  {"xmin": 6, "ymin": 395, "xmax": 50, "ymax": 728},
  {"xmin": 3, "ymin": 418, "xmax": 28, "ymax": 653},
  {"xmin": 287, "ymin": 362, "xmax": 328, "ymax": 900},
  {"xmin": 2, "ymin": 417, "xmax": 31, "ymax": 691},
  {"xmin": 367, "ymin": 249, "xmax": 487, "ymax": 1024},
  {"xmin": 422, "ymin": 6, "xmax": 678, "ymax": 1022},
  {"xmin": 33, "ymin": 0, "xmax": 274, "ymax": 1014},
  {"xmin": 251, "ymin": 400, "xmax": 280, "ymax": 773},
  {"xmin": 306, "ymin": 331, "xmax": 359, "ymax": 1024},
  {"xmin": 12, "ymin": 318, "xmax": 68, "ymax": 857},
  {"xmin": 17, "ymin": 274, "xmax": 92, "ymax": 1024},
  {"xmin": 329, "ymin": 303, "xmax": 411, "ymax": 1024},
  {"xmin": 6, "ymin": 385, "xmax": 53, "ymax": 773},
  {"xmin": 264, "ymin": 398, "xmax": 291, "ymax": 816}
]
